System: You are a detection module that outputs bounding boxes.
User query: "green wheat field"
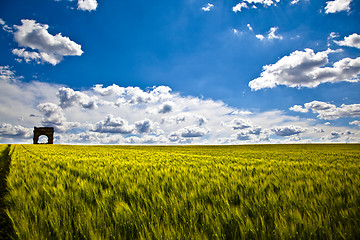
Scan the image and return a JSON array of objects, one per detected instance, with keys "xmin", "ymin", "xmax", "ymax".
[{"xmin": 0, "ymin": 144, "xmax": 359, "ymax": 239}]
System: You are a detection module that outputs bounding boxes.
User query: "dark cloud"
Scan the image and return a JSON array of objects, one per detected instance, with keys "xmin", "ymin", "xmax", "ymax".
[
  {"xmin": 272, "ymin": 125, "xmax": 306, "ymax": 136},
  {"xmin": 92, "ymin": 115, "xmax": 134, "ymax": 134},
  {"xmin": 135, "ymin": 119, "xmax": 153, "ymax": 134}
]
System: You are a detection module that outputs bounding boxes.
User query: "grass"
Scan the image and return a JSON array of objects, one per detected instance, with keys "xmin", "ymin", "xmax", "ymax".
[
  {"xmin": 0, "ymin": 144, "xmax": 14, "ymax": 240},
  {"xmin": 1, "ymin": 144, "xmax": 360, "ymax": 239}
]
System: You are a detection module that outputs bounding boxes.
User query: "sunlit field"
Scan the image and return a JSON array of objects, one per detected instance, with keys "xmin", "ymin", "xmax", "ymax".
[{"xmin": 1, "ymin": 144, "xmax": 360, "ymax": 239}]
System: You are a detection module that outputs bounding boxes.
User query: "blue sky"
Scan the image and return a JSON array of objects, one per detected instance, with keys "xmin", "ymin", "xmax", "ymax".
[{"xmin": 0, "ymin": 0, "xmax": 359, "ymax": 144}]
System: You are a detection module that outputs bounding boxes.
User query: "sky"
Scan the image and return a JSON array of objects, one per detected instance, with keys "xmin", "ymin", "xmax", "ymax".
[{"xmin": 0, "ymin": 0, "xmax": 360, "ymax": 144}]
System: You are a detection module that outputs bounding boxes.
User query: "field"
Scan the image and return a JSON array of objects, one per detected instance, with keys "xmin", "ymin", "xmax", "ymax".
[{"xmin": 0, "ymin": 144, "xmax": 360, "ymax": 239}]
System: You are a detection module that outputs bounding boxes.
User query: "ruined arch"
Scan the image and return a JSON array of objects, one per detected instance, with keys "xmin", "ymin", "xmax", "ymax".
[{"xmin": 33, "ymin": 127, "xmax": 54, "ymax": 144}]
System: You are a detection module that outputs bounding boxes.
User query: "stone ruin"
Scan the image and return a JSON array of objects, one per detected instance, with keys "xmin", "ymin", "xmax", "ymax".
[{"xmin": 33, "ymin": 127, "xmax": 54, "ymax": 144}]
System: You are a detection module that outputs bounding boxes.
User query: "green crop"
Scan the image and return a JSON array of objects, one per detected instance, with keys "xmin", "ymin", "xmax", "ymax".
[{"xmin": 1, "ymin": 144, "xmax": 360, "ymax": 239}]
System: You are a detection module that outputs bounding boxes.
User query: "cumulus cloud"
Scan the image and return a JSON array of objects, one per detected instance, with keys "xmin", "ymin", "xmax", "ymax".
[
  {"xmin": 202, "ymin": 3, "xmax": 214, "ymax": 11},
  {"xmin": 233, "ymin": 2, "xmax": 248, "ymax": 12},
  {"xmin": 37, "ymin": 103, "xmax": 79, "ymax": 132},
  {"xmin": 12, "ymin": 48, "xmax": 42, "ymax": 64},
  {"xmin": 233, "ymin": 0, "xmax": 281, "ymax": 12},
  {"xmin": 1, "ymin": 68, "xmax": 359, "ymax": 144},
  {"xmin": 325, "ymin": 0, "xmax": 352, "ymax": 14},
  {"xmin": 272, "ymin": 125, "xmax": 306, "ymax": 136},
  {"xmin": 179, "ymin": 127, "xmax": 208, "ymax": 138},
  {"xmin": 12, "ymin": 19, "xmax": 83, "ymax": 65},
  {"xmin": 92, "ymin": 115, "xmax": 135, "ymax": 134},
  {"xmin": 0, "ymin": 123, "xmax": 32, "ymax": 139},
  {"xmin": 231, "ymin": 119, "xmax": 253, "ymax": 130},
  {"xmin": 169, "ymin": 126, "xmax": 208, "ymax": 142},
  {"xmin": 244, "ymin": 0, "xmax": 280, "ymax": 7},
  {"xmin": 135, "ymin": 119, "xmax": 154, "ymax": 134},
  {"xmin": 256, "ymin": 34, "xmax": 265, "ymax": 40},
  {"xmin": 57, "ymin": 87, "xmax": 97, "ymax": 109},
  {"xmin": 321, "ymin": 130, "xmax": 356, "ymax": 141},
  {"xmin": 77, "ymin": 0, "xmax": 98, "ymax": 11},
  {"xmin": 93, "ymin": 85, "xmax": 173, "ymax": 106},
  {"xmin": 0, "ymin": 66, "xmax": 64, "ymax": 137},
  {"xmin": 236, "ymin": 132, "xmax": 252, "ymax": 140},
  {"xmin": 334, "ymin": 33, "xmax": 360, "ymax": 49},
  {"xmin": 290, "ymin": 105, "xmax": 309, "ymax": 113},
  {"xmin": 0, "ymin": 66, "xmax": 19, "ymax": 82},
  {"xmin": 349, "ymin": 120, "xmax": 360, "ymax": 127},
  {"xmin": 249, "ymin": 48, "xmax": 360, "ymax": 90},
  {"xmin": 235, "ymin": 126, "xmax": 262, "ymax": 140},
  {"xmin": 93, "ymin": 84, "xmax": 125, "ymax": 96},
  {"xmin": 304, "ymin": 101, "xmax": 360, "ymax": 120}
]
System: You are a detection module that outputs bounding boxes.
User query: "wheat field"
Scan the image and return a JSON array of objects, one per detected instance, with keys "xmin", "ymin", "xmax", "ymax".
[{"xmin": 1, "ymin": 144, "xmax": 359, "ymax": 239}]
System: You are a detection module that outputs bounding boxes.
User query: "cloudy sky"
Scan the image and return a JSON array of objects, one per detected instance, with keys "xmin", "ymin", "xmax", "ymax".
[{"xmin": 0, "ymin": 0, "xmax": 359, "ymax": 144}]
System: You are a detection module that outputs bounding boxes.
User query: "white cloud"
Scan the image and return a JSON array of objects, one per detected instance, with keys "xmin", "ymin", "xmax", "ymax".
[
  {"xmin": 37, "ymin": 103, "xmax": 79, "ymax": 132},
  {"xmin": 93, "ymin": 84, "xmax": 125, "ymax": 96},
  {"xmin": 255, "ymin": 27, "xmax": 282, "ymax": 41},
  {"xmin": 334, "ymin": 33, "xmax": 360, "ymax": 49},
  {"xmin": 233, "ymin": 2, "xmax": 248, "ymax": 12},
  {"xmin": 256, "ymin": 34, "xmax": 265, "ymax": 40},
  {"xmin": 349, "ymin": 120, "xmax": 360, "ymax": 127},
  {"xmin": 231, "ymin": 119, "xmax": 253, "ymax": 130},
  {"xmin": 0, "ymin": 66, "xmax": 19, "ymax": 82},
  {"xmin": 272, "ymin": 125, "xmax": 307, "ymax": 136},
  {"xmin": 327, "ymin": 32, "xmax": 340, "ymax": 46},
  {"xmin": 161, "ymin": 113, "xmax": 207, "ymax": 127},
  {"xmin": 93, "ymin": 85, "xmax": 173, "ymax": 106},
  {"xmin": 77, "ymin": 0, "xmax": 98, "ymax": 11},
  {"xmin": 244, "ymin": 0, "xmax": 280, "ymax": 7},
  {"xmin": 57, "ymin": 87, "xmax": 97, "ymax": 109},
  {"xmin": 329, "ymin": 32, "xmax": 340, "ymax": 40},
  {"xmin": 304, "ymin": 101, "xmax": 360, "ymax": 120},
  {"xmin": 0, "ymin": 18, "xmax": 13, "ymax": 33},
  {"xmin": 325, "ymin": 0, "xmax": 352, "ymax": 14},
  {"xmin": 267, "ymin": 27, "xmax": 283, "ymax": 40},
  {"xmin": 202, "ymin": 3, "xmax": 214, "ymax": 11},
  {"xmin": 0, "ymin": 123, "xmax": 32, "ymax": 139},
  {"xmin": 12, "ymin": 48, "xmax": 42, "ymax": 64},
  {"xmin": 321, "ymin": 130, "xmax": 357, "ymax": 141},
  {"xmin": 13, "ymin": 19, "xmax": 83, "ymax": 65},
  {"xmin": 290, "ymin": 105, "xmax": 309, "ymax": 113},
  {"xmin": 233, "ymin": 0, "xmax": 281, "ymax": 12},
  {"xmin": 249, "ymin": 48, "xmax": 360, "ymax": 90},
  {"xmin": 247, "ymin": 24, "xmax": 253, "ymax": 31},
  {"xmin": 1, "ymin": 67, "xmax": 360, "ymax": 144},
  {"xmin": 169, "ymin": 126, "xmax": 209, "ymax": 143},
  {"xmin": 91, "ymin": 115, "xmax": 135, "ymax": 134}
]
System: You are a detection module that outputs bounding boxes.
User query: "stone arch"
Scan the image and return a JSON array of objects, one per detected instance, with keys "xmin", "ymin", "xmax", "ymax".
[{"xmin": 33, "ymin": 127, "xmax": 54, "ymax": 144}]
